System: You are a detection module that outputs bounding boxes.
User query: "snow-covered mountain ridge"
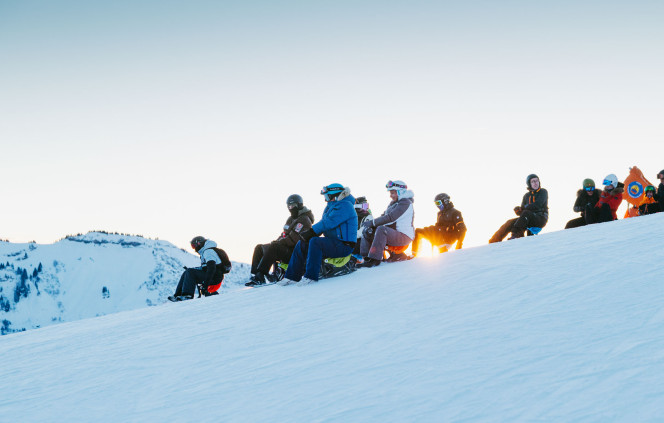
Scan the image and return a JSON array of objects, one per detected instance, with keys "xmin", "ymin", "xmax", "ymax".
[
  {"xmin": 0, "ymin": 231, "xmax": 248, "ymax": 334},
  {"xmin": 1, "ymin": 216, "xmax": 664, "ymax": 422}
]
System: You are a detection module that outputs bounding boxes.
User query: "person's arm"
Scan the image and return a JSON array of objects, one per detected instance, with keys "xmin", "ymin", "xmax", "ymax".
[
  {"xmin": 312, "ymin": 203, "xmax": 354, "ymax": 234},
  {"xmin": 372, "ymin": 200, "xmax": 410, "ymax": 227}
]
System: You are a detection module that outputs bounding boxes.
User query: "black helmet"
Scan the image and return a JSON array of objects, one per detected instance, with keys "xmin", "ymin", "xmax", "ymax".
[
  {"xmin": 190, "ymin": 236, "xmax": 206, "ymax": 252},
  {"xmin": 434, "ymin": 193, "xmax": 451, "ymax": 209},
  {"xmin": 286, "ymin": 194, "xmax": 304, "ymax": 210}
]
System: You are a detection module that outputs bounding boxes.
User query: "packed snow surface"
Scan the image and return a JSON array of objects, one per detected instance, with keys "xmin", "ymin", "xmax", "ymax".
[{"xmin": 2, "ymin": 215, "xmax": 664, "ymax": 422}]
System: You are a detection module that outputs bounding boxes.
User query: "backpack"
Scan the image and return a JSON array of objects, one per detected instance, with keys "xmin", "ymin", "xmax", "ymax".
[{"xmin": 211, "ymin": 247, "xmax": 232, "ymax": 274}]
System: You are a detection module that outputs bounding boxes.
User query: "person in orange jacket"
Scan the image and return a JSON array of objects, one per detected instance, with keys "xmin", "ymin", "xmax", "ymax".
[
  {"xmin": 638, "ymin": 185, "xmax": 661, "ymax": 215},
  {"xmin": 586, "ymin": 174, "xmax": 624, "ymax": 224}
]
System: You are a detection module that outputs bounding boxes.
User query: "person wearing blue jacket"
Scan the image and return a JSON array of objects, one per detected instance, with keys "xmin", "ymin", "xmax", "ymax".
[{"xmin": 280, "ymin": 183, "xmax": 358, "ymax": 286}]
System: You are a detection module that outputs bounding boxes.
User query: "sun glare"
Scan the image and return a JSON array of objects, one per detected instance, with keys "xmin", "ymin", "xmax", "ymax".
[{"xmin": 416, "ymin": 239, "xmax": 436, "ymax": 258}]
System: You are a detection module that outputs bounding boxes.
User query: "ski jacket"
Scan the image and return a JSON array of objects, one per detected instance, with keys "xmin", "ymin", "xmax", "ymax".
[
  {"xmin": 276, "ymin": 208, "xmax": 315, "ymax": 249},
  {"xmin": 435, "ymin": 204, "xmax": 467, "ymax": 236},
  {"xmin": 572, "ymin": 189, "xmax": 601, "ymax": 217},
  {"xmin": 312, "ymin": 188, "xmax": 358, "ymax": 243},
  {"xmin": 657, "ymin": 183, "xmax": 664, "ymax": 206},
  {"xmin": 198, "ymin": 240, "xmax": 232, "ymax": 285},
  {"xmin": 373, "ymin": 190, "xmax": 415, "ymax": 240},
  {"xmin": 520, "ymin": 188, "xmax": 549, "ymax": 223},
  {"xmin": 638, "ymin": 196, "xmax": 661, "ymax": 215},
  {"xmin": 596, "ymin": 183, "xmax": 624, "ymax": 220}
]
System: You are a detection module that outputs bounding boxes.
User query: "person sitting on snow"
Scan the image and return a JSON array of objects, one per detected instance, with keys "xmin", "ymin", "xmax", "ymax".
[
  {"xmin": 279, "ymin": 183, "xmax": 358, "ymax": 286},
  {"xmin": 489, "ymin": 174, "xmax": 549, "ymax": 243},
  {"xmin": 565, "ymin": 179, "xmax": 601, "ymax": 229},
  {"xmin": 168, "ymin": 236, "xmax": 232, "ymax": 301},
  {"xmin": 352, "ymin": 196, "xmax": 373, "ymax": 256},
  {"xmin": 246, "ymin": 194, "xmax": 314, "ymax": 286},
  {"xmin": 638, "ymin": 185, "xmax": 661, "ymax": 215},
  {"xmin": 412, "ymin": 193, "xmax": 466, "ymax": 257},
  {"xmin": 585, "ymin": 174, "xmax": 624, "ymax": 224},
  {"xmin": 358, "ymin": 180, "xmax": 415, "ymax": 267}
]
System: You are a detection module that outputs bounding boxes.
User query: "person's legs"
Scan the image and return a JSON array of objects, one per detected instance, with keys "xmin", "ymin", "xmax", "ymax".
[
  {"xmin": 489, "ymin": 218, "xmax": 518, "ymax": 243},
  {"xmin": 360, "ymin": 228, "xmax": 375, "ymax": 257},
  {"xmin": 304, "ymin": 237, "xmax": 353, "ymax": 281},
  {"xmin": 565, "ymin": 217, "xmax": 586, "ymax": 229},
  {"xmin": 250, "ymin": 244, "xmax": 265, "ymax": 275},
  {"xmin": 412, "ymin": 227, "xmax": 444, "ymax": 256},
  {"xmin": 284, "ymin": 241, "xmax": 308, "ymax": 282},
  {"xmin": 257, "ymin": 243, "xmax": 292, "ymax": 275},
  {"xmin": 181, "ymin": 268, "xmax": 208, "ymax": 297},
  {"xmin": 368, "ymin": 226, "xmax": 411, "ymax": 261},
  {"xmin": 598, "ymin": 203, "xmax": 613, "ymax": 222}
]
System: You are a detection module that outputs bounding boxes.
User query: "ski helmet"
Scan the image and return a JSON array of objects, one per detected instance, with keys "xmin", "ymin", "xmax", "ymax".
[
  {"xmin": 321, "ymin": 183, "xmax": 345, "ymax": 202},
  {"xmin": 582, "ymin": 178, "xmax": 595, "ymax": 190},
  {"xmin": 603, "ymin": 174, "xmax": 618, "ymax": 188},
  {"xmin": 645, "ymin": 185, "xmax": 655, "ymax": 195},
  {"xmin": 190, "ymin": 236, "xmax": 206, "ymax": 252},
  {"xmin": 354, "ymin": 196, "xmax": 370, "ymax": 212},
  {"xmin": 286, "ymin": 194, "xmax": 304, "ymax": 210},
  {"xmin": 434, "ymin": 193, "xmax": 451, "ymax": 209},
  {"xmin": 386, "ymin": 180, "xmax": 407, "ymax": 199},
  {"xmin": 526, "ymin": 174, "xmax": 539, "ymax": 189}
]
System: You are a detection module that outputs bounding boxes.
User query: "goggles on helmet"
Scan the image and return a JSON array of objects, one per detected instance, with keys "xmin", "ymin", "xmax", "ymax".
[
  {"xmin": 354, "ymin": 203, "xmax": 369, "ymax": 211},
  {"xmin": 386, "ymin": 180, "xmax": 407, "ymax": 190}
]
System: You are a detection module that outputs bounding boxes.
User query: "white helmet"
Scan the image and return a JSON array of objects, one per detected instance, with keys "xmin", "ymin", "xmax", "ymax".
[
  {"xmin": 386, "ymin": 180, "xmax": 407, "ymax": 198},
  {"xmin": 603, "ymin": 174, "xmax": 618, "ymax": 188}
]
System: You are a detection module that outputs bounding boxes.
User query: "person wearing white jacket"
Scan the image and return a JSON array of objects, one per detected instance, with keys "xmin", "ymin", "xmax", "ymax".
[{"xmin": 358, "ymin": 180, "xmax": 414, "ymax": 267}]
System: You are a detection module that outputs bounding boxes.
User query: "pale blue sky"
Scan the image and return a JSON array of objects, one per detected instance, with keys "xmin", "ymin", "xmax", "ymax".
[{"xmin": 2, "ymin": 0, "xmax": 663, "ymax": 261}]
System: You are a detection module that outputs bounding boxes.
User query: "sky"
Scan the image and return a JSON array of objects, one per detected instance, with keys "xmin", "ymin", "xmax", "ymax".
[{"xmin": 1, "ymin": 0, "xmax": 663, "ymax": 262}]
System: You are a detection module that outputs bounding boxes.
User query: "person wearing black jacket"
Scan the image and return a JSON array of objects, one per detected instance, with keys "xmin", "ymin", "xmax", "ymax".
[
  {"xmin": 412, "ymin": 193, "xmax": 466, "ymax": 256},
  {"xmin": 168, "ymin": 236, "xmax": 232, "ymax": 301},
  {"xmin": 565, "ymin": 179, "xmax": 601, "ymax": 229},
  {"xmin": 247, "ymin": 194, "xmax": 314, "ymax": 286},
  {"xmin": 489, "ymin": 174, "xmax": 549, "ymax": 242},
  {"xmin": 656, "ymin": 169, "xmax": 664, "ymax": 205}
]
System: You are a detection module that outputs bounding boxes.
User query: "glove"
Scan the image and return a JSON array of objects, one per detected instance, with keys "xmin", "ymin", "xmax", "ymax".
[
  {"xmin": 362, "ymin": 226, "xmax": 374, "ymax": 237},
  {"xmin": 362, "ymin": 218, "xmax": 374, "ymax": 229},
  {"xmin": 514, "ymin": 206, "xmax": 522, "ymax": 216},
  {"xmin": 573, "ymin": 206, "xmax": 582, "ymax": 213},
  {"xmin": 299, "ymin": 229, "xmax": 317, "ymax": 242}
]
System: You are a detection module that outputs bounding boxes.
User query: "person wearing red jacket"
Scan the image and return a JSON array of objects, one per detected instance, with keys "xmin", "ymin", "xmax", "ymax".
[{"xmin": 586, "ymin": 174, "xmax": 624, "ymax": 224}]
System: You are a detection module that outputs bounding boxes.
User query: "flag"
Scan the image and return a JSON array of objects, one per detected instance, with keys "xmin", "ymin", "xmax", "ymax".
[{"xmin": 623, "ymin": 166, "xmax": 653, "ymax": 207}]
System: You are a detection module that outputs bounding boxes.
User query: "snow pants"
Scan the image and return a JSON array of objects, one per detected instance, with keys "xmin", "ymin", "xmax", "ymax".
[
  {"xmin": 174, "ymin": 268, "xmax": 208, "ymax": 297},
  {"xmin": 412, "ymin": 226, "xmax": 462, "ymax": 255},
  {"xmin": 565, "ymin": 216, "xmax": 587, "ymax": 229},
  {"xmin": 585, "ymin": 203, "xmax": 614, "ymax": 224},
  {"xmin": 360, "ymin": 226, "xmax": 412, "ymax": 261},
  {"xmin": 511, "ymin": 210, "xmax": 548, "ymax": 237},
  {"xmin": 251, "ymin": 242, "xmax": 293, "ymax": 275},
  {"xmin": 285, "ymin": 237, "xmax": 354, "ymax": 282}
]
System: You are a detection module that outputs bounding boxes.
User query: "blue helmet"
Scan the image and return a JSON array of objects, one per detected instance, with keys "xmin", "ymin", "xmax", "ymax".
[{"xmin": 321, "ymin": 183, "xmax": 345, "ymax": 202}]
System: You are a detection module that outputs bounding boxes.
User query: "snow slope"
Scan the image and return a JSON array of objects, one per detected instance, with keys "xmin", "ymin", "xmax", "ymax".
[
  {"xmin": 1, "ymin": 216, "xmax": 664, "ymax": 422},
  {"xmin": 0, "ymin": 232, "xmax": 248, "ymax": 334}
]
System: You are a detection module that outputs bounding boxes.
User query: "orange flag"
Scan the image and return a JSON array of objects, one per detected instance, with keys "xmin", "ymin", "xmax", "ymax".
[{"xmin": 623, "ymin": 166, "xmax": 653, "ymax": 207}]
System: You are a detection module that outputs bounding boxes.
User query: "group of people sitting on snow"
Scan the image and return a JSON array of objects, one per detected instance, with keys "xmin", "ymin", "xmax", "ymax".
[{"xmin": 169, "ymin": 169, "xmax": 664, "ymax": 301}]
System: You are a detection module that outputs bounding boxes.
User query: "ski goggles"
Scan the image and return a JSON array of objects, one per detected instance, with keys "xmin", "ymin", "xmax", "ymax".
[
  {"xmin": 354, "ymin": 203, "xmax": 369, "ymax": 211},
  {"xmin": 287, "ymin": 203, "xmax": 298, "ymax": 210},
  {"xmin": 584, "ymin": 186, "xmax": 595, "ymax": 192},
  {"xmin": 602, "ymin": 179, "xmax": 615, "ymax": 186},
  {"xmin": 386, "ymin": 181, "xmax": 407, "ymax": 189},
  {"xmin": 434, "ymin": 199, "xmax": 448, "ymax": 207}
]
